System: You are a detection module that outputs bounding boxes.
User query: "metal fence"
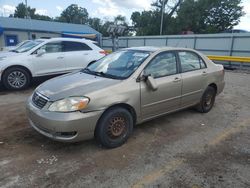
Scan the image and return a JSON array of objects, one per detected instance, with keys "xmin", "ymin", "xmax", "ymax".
[{"xmin": 102, "ymin": 33, "xmax": 250, "ymax": 69}]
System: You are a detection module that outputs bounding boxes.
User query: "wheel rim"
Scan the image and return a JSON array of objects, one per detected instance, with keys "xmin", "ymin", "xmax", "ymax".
[
  {"xmin": 204, "ymin": 92, "xmax": 213, "ymax": 107},
  {"xmin": 107, "ymin": 116, "xmax": 127, "ymax": 139},
  {"xmin": 7, "ymin": 71, "xmax": 27, "ymax": 88}
]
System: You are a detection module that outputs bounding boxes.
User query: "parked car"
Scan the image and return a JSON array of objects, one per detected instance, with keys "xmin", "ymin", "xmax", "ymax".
[
  {"xmin": 0, "ymin": 40, "xmax": 31, "ymax": 52},
  {"xmin": 27, "ymin": 47, "xmax": 225, "ymax": 148},
  {"xmin": 0, "ymin": 38, "xmax": 105, "ymax": 90}
]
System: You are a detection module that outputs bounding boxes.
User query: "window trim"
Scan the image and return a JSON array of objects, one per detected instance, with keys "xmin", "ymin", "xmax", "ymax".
[
  {"xmin": 33, "ymin": 41, "xmax": 63, "ymax": 54},
  {"xmin": 62, "ymin": 41, "xmax": 92, "ymax": 52},
  {"xmin": 176, "ymin": 50, "xmax": 207, "ymax": 73},
  {"xmin": 143, "ymin": 51, "xmax": 180, "ymax": 79}
]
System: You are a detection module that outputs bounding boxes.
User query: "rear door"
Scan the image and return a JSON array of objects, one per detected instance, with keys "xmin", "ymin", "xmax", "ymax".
[
  {"xmin": 140, "ymin": 51, "xmax": 182, "ymax": 120},
  {"xmin": 178, "ymin": 51, "xmax": 208, "ymax": 107},
  {"xmin": 62, "ymin": 41, "xmax": 93, "ymax": 71}
]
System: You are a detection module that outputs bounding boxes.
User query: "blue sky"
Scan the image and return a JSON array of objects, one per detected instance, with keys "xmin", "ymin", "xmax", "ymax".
[{"xmin": 0, "ymin": 0, "xmax": 250, "ymax": 30}]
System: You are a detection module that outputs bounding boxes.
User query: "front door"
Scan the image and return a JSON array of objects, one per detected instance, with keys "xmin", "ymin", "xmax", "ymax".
[
  {"xmin": 140, "ymin": 51, "xmax": 182, "ymax": 120},
  {"xmin": 30, "ymin": 41, "xmax": 66, "ymax": 76}
]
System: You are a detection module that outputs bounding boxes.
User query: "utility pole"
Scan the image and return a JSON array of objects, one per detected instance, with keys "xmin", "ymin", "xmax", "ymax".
[
  {"xmin": 25, "ymin": 0, "xmax": 28, "ymax": 19},
  {"xmin": 160, "ymin": 0, "xmax": 165, "ymax": 35}
]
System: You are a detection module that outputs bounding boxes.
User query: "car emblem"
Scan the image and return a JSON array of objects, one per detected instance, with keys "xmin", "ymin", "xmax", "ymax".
[{"xmin": 35, "ymin": 95, "xmax": 40, "ymax": 101}]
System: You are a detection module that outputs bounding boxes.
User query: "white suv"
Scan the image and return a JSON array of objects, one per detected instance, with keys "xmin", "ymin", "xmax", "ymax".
[{"xmin": 0, "ymin": 38, "xmax": 106, "ymax": 90}]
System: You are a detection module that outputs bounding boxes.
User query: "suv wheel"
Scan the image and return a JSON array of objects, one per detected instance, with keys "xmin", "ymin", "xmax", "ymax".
[
  {"xmin": 2, "ymin": 67, "xmax": 31, "ymax": 90},
  {"xmin": 196, "ymin": 86, "xmax": 216, "ymax": 113},
  {"xmin": 95, "ymin": 107, "xmax": 133, "ymax": 148}
]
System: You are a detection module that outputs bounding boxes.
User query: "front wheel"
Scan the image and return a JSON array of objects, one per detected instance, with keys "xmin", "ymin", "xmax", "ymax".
[
  {"xmin": 95, "ymin": 107, "xmax": 133, "ymax": 148},
  {"xmin": 2, "ymin": 67, "xmax": 31, "ymax": 90},
  {"xmin": 196, "ymin": 86, "xmax": 216, "ymax": 113}
]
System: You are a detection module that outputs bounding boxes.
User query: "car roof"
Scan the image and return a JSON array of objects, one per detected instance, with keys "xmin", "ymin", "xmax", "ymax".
[
  {"xmin": 43, "ymin": 37, "xmax": 93, "ymax": 43},
  {"xmin": 125, "ymin": 46, "xmax": 197, "ymax": 53}
]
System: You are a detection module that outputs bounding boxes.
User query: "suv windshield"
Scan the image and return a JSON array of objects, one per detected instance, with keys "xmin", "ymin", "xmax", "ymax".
[
  {"xmin": 84, "ymin": 50, "xmax": 150, "ymax": 79},
  {"xmin": 13, "ymin": 40, "xmax": 44, "ymax": 53}
]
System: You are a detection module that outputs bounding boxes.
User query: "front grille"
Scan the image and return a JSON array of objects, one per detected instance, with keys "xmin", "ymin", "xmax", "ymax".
[{"xmin": 32, "ymin": 92, "xmax": 48, "ymax": 109}]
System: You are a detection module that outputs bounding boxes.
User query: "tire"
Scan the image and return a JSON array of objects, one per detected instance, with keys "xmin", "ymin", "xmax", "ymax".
[
  {"xmin": 95, "ymin": 107, "xmax": 133, "ymax": 148},
  {"xmin": 2, "ymin": 67, "xmax": 31, "ymax": 90},
  {"xmin": 196, "ymin": 86, "xmax": 216, "ymax": 113}
]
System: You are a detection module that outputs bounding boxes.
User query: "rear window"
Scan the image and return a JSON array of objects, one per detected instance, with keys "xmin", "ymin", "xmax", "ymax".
[{"xmin": 62, "ymin": 41, "xmax": 92, "ymax": 52}]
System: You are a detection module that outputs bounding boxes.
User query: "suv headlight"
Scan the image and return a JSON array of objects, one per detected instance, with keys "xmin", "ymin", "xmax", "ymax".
[
  {"xmin": 0, "ymin": 56, "xmax": 6, "ymax": 61},
  {"xmin": 48, "ymin": 97, "xmax": 89, "ymax": 112}
]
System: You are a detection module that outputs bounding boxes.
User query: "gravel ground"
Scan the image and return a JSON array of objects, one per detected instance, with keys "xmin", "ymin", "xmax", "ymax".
[{"xmin": 0, "ymin": 71, "xmax": 249, "ymax": 188}]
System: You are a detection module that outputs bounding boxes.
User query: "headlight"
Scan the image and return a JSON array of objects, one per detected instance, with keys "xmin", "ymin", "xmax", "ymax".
[
  {"xmin": 48, "ymin": 97, "xmax": 89, "ymax": 112},
  {"xmin": 0, "ymin": 57, "xmax": 6, "ymax": 61}
]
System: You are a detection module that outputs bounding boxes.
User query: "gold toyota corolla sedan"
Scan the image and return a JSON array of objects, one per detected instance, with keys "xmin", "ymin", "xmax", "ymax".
[{"xmin": 26, "ymin": 47, "xmax": 225, "ymax": 148}]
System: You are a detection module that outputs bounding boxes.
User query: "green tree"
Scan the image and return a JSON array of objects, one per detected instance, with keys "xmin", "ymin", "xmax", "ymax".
[
  {"xmin": 13, "ymin": 2, "xmax": 36, "ymax": 18},
  {"xmin": 88, "ymin": 17, "xmax": 102, "ymax": 32},
  {"xmin": 131, "ymin": 11, "xmax": 161, "ymax": 35},
  {"xmin": 12, "ymin": 2, "xmax": 52, "ymax": 21},
  {"xmin": 177, "ymin": 0, "xmax": 244, "ymax": 33},
  {"xmin": 131, "ymin": 0, "xmax": 183, "ymax": 35},
  {"xmin": 89, "ymin": 15, "xmax": 129, "ymax": 37},
  {"xmin": 57, "ymin": 4, "xmax": 89, "ymax": 24},
  {"xmin": 33, "ymin": 14, "xmax": 52, "ymax": 21}
]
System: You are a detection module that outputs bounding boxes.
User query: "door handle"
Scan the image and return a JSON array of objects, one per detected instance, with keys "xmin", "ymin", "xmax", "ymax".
[
  {"xmin": 202, "ymin": 71, "xmax": 208, "ymax": 76},
  {"xmin": 173, "ymin": 77, "xmax": 181, "ymax": 82},
  {"xmin": 57, "ymin": 56, "xmax": 64, "ymax": 59},
  {"xmin": 83, "ymin": 53, "xmax": 89, "ymax": 55}
]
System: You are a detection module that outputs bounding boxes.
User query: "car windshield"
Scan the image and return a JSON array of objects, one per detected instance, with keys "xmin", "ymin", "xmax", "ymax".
[
  {"xmin": 13, "ymin": 40, "xmax": 44, "ymax": 53},
  {"xmin": 83, "ymin": 50, "xmax": 150, "ymax": 79}
]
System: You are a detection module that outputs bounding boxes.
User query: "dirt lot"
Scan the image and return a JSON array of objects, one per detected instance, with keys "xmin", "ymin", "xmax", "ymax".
[{"xmin": 0, "ymin": 71, "xmax": 249, "ymax": 188}]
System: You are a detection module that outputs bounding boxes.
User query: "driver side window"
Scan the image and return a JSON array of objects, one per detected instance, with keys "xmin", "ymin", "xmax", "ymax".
[
  {"xmin": 144, "ymin": 52, "xmax": 177, "ymax": 78},
  {"xmin": 40, "ymin": 42, "xmax": 62, "ymax": 53}
]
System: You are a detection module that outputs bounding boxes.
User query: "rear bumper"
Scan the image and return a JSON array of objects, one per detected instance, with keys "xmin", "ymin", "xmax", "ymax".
[
  {"xmin": 217, "ymin": 81, "xmax": 225, "ymax": 95},
  {"xmin": 26, "ymin": 97, "xmax": 104, "ymax": 142}
]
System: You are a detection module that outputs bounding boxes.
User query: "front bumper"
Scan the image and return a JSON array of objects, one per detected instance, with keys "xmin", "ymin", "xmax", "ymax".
[{"xmin": 26, "ymin": 97, "xmax": 104, "ymax": 142}]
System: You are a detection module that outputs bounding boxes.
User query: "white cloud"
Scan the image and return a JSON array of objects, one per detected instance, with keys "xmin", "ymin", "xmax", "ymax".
[
  {"xmin": 35, "ymin": 9, "xmax": 49, "ymax": 16},
  {"xmin": 93, "ymin": 0, "xmax": 152, "ymax": 10},
  {"xmin": 234, "ymin": 0, "xmax": 250, "ymax": 31},
  {"xmin": 0, "ymin": 4, "xmax": 15, "ymax": 16},
  {"xmin": 112, "ymin": 0, "xmax": 152, "ymax": 10},
  {"xmin": 92, "ymin": 0, "xmax": 126, "ymax": 18},
  {"xmin": 56, "ymin": 6, "xmax": 63, "ymax": 12}
]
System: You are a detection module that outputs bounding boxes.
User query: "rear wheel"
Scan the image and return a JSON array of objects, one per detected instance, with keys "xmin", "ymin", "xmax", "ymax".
[
  {"xmin": 95, "ymin": 107, "xmax": 133, "ymax": 148},
  {"xmin": 2, "ymin": 67, "xmax": 31, "ymax": 90},
  {"xmin": 196, "ymin": 86, "xmax": 216, "ymax": 113}
]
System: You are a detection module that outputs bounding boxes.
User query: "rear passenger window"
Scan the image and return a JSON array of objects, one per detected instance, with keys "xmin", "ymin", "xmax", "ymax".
[
  {"xmin": 62, "ymin": 41, "xmax": 92, "ymax": 52},
  {"xmin": 179, "ymin": 51, "xmax": 206, "ymax": 72}
]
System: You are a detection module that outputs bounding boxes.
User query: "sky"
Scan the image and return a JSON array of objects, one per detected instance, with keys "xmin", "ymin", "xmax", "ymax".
[{"xmin": 0, "ymin": 0, "xmax": 250, "ymax": 31}]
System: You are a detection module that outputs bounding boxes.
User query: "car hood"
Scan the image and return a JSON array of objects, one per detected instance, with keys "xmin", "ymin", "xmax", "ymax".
[
  {"xmin": 0, "ymin": 51, "xmax": 22, "ymax": 60},
  {"xmin": 37, "ymin": 72, "xmax": 121, "ymax": 101}
]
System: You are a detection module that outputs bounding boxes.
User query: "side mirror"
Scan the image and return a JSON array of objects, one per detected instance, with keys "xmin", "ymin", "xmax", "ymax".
[
  {"xmin": 36, "ymin": 49, "xmax": 46, "ymax": 57},
  {"xmin": 146, "ymin": 75, "xmax": 158, "ymax": 91}
]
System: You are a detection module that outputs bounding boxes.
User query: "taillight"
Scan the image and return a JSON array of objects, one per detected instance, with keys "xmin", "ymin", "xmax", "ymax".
[{"xmin": 99, "ymin": 50, "xmax": 109, "ymax": 55}]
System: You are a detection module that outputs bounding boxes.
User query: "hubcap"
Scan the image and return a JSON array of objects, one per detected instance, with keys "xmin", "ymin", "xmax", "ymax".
[
  {"xmin": 204, "ymin": 93, "xmax": 213, "ymax": 107},
  {"xmin": 7, "ymin": 71, "xmax": 27, "ymax": 88},
  {"xmin": 107, "ymin": 116, "xmax": 126, "ymax": 138}
]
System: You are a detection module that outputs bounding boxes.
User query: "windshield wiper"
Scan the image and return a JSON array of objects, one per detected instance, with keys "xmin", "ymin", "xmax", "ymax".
[
  {"xmin": 81, "ymin": 68, "xmax": 122, "ymax": 80},
  {"xmin": 98, "ymin": 72, "xmax": 123, "ymax": 79}
]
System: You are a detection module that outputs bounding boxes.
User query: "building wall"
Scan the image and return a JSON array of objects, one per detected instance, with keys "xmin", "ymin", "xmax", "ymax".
[
  {"xmin": 0, "ymin": 30, "xmax": 61, "ymax": 48},
  {"xmin": 0, "ymin": 30, "xmax": 28, "ymax": 48},
  {"xmin": 29, "ymin": 32, "xmax": 60, "ymax": 40},
  {"xmin": 102, "ymin": 33, "xmax": 250, "ymax": 57}
]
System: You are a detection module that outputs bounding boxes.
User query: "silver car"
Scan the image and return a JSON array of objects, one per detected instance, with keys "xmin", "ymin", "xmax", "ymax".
[{"xmin": 26, "ymin": 47, "xmax": 225, "ymax": 148}]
